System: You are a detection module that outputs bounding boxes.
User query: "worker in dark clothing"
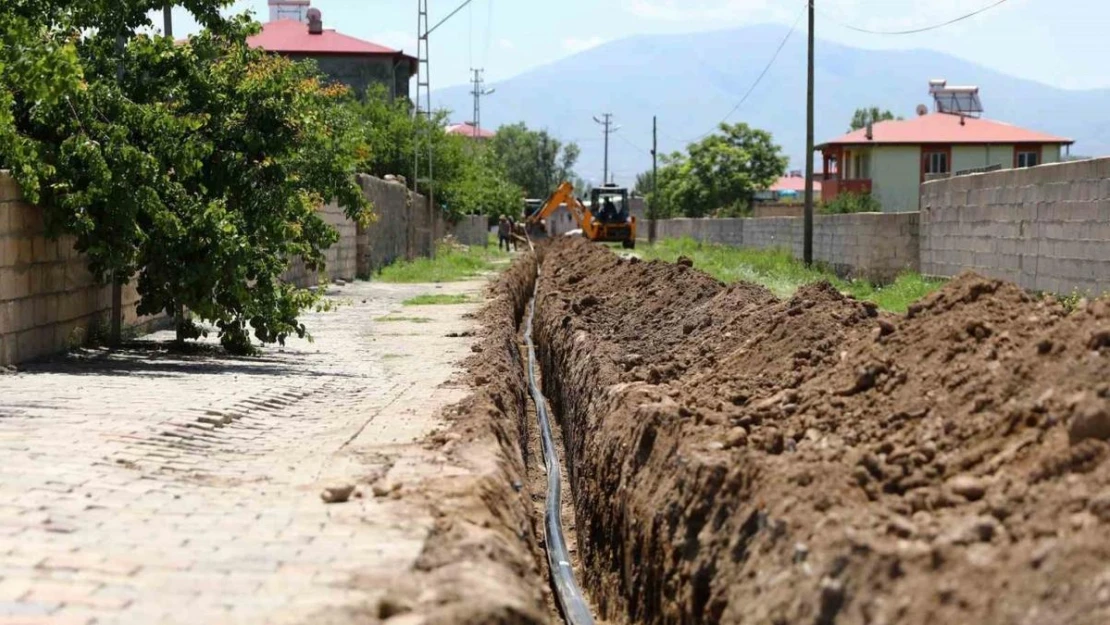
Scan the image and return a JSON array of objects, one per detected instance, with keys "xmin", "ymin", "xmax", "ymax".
[
  {"xmin": 497, "ymin": 215, "xmax": 511, "ymax": 252},
  {"xmin": 602, "ymin": 198, "xmax": 616, "ymax": 222}
]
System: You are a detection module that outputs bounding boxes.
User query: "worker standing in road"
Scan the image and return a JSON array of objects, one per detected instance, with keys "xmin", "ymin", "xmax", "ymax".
[{"xmin": 497, "ymin": 215, "xmax": 511, "ymax": 252}]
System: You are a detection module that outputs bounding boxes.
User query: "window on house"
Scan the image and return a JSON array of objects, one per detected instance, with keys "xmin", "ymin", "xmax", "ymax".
[
  {"xmin": 1017, "ymin": 150, "xmax": 1040, "ymax": 168},
  {"xmin": 924, "ymin": 151, "xmax": 949, "ymax": 175}
]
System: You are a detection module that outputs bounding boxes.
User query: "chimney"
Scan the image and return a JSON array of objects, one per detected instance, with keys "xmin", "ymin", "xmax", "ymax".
[
  {"xmin": 307, "ymin": 8, "xmax": 323, "ymax": 34},
  {"xmin": 865, "ymin": 121, "xmax": 873, "ymax": 141}
]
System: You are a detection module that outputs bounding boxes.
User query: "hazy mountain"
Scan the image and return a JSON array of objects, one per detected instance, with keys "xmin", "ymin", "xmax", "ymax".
[{"xmin": 433, "ymin": 24, "xmax": 1107, "ymax": 187}]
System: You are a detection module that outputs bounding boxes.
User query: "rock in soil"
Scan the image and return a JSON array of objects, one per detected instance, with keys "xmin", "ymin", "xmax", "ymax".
[{"xmin": 320, "ymin": 484, "xmax": 356, "ymax": 504}]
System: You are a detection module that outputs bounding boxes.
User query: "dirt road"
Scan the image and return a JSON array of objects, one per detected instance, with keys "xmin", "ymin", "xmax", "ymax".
[{"xmin": 0, "ymin": 279, "xmax": 528, "ymax": 625}]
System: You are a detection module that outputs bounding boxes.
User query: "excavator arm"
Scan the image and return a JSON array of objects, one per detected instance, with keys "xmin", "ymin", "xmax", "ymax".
[
  {"xmin": 528, "ymin": 182, "xmax": 589, "ymax": 236},
  {"xmin": 530, "ymin": 182, "xmax": 585, "ymax": 224}
]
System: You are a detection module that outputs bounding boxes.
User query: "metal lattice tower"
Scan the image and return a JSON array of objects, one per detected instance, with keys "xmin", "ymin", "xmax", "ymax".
[
  {"xmin": 414, "ymin": 0, "xmax": 433, "ymax": 207},
  {"xmin": 471, "ymin": 68, "xmax": 484, "ymax": 137}
]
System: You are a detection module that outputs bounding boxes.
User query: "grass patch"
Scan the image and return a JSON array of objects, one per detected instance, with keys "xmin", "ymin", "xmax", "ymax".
[
  {"xmin": 375, "ymin": 315, "xmax": 433, "ymax": 323},
  {"xmin": 402, "ymin": 293, "xmax": 477, "ymax": 306},
  {"xmin": 377, "ymin": 241, "xmax": 508, "ymax": 284},
  {"xmin": 638, "ymin": 238, "xmax": 945, "ymax": 313}
]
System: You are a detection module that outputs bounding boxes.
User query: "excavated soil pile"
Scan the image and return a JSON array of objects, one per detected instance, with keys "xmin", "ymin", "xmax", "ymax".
[
  {"xmin": 384, "ymin": 253, "xmax": 551, "ymax": 625},
  {"xmin": 535, "ymin": 236, "xmax": 1110, "ymax": 625}
]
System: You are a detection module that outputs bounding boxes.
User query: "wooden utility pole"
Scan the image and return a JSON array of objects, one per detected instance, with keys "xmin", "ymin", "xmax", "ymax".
[
  {"xmin": 163, "ymin": 4, "xmax": 173, "ymax": 37},
  {"xmin": 650, "ymin": 115, "xmax": 658, "ymax": 244},
  {"xmin": 803, "ymin": 0, "xmax": 815, "ymax": 266}
]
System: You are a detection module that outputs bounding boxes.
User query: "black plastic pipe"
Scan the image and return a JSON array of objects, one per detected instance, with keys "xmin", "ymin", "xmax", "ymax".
[{"xmin": 524, "ymin": 270, "xmax": 595, "ymax": 625}]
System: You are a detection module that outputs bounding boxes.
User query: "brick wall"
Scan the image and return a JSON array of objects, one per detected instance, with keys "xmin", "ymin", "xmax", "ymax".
[
  {"xmin": 653, "ymin": 213, "xmax": 920, "ymax": 283},
  {"xmin": 921, "ymin": 158, "xmax": 1110, "ymax": 296},
  {"xmin": 0, "ymin": 173, "xmax": 163, "ymax": 366}
]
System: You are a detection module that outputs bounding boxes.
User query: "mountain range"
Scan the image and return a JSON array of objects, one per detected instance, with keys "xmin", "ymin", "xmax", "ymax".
[{"xmin": 432, "ymin": 24, "xmax": 1107, "ymax": 187}]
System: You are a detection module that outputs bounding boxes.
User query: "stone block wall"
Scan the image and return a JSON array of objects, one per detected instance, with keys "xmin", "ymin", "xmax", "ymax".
[
  {"xmin": 921, "ymin": 158, "xmax": 1110, "ymax": 297},
  {"xmin": 653, "ymin": 213, "xmax": 920, "ymax": 283},
  {"xmin": 0, "ymin": 173, "xmax": 161, "ymax": 366}
]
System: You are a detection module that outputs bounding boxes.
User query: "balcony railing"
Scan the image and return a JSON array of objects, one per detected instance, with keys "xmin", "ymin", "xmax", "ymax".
[{"xmin": 823, "ymin": 178, "xmax": 872, "ymax": 200}]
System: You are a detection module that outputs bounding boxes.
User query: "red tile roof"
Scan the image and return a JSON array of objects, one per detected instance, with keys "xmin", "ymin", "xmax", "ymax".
[
  {"xmin": 446, "ymin": 122, "xmax": 496, "ymax": 139},
  {"xmin": 770, "ymin": 175, "xmax": 821, "ymax": 193},
  {"xmin": 248, "ymin": 19, "xmax": 405, "ymax": 56},
  {"xmin": 817, "ymin": 112, "xmax": 1073, "ymax": 148}
]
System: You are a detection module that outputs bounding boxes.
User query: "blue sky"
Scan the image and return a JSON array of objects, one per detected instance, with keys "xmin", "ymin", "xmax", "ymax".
[{"xmin": 169, "ymin": 0, "xmax": 1110, "ymax": 92}]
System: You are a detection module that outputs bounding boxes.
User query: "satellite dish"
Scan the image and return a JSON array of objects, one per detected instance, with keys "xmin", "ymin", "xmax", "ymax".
[{"xmin": 916, "ymin": 104, "xmax": 929, "ymax": 117}]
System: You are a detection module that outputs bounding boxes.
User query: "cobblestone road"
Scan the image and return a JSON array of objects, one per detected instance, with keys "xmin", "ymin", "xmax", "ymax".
[{"xmin": 0, "ymin": 279, "xmax": 487, "ymax": 625}]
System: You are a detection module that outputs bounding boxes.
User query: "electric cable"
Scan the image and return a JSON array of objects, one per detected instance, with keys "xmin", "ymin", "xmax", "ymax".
[
  {"xmin": 817, "ymin": 0, "xmax": 1010, "ymax": 35},
  {"xmin": 682, "ymin": 0, "xmax": 808, "ymax": 143}
]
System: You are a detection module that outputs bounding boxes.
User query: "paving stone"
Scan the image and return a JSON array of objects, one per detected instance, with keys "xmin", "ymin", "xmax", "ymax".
[{"xmin": 0, "ymin": 280, "xmax": 485, "ymax": 625}]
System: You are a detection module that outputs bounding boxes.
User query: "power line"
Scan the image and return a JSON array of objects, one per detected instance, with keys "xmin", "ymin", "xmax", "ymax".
[
  {"xmin": 683, "ymin": 0, "xmax": 807, "ymax": 143},
  {"xmin": 616, "ymin": 132, "xmax": 650, "ymax": 155},
  {"xmin": 818, "ymin": 0, "xmax": 1010, "ymax": 35},
  {"xmin": 482, "ymin": 0, "xmax": 494, "ymax": 67},
  {"xmin": 427, "ymin": 0, "xmax": 476, "ymax": 37}
]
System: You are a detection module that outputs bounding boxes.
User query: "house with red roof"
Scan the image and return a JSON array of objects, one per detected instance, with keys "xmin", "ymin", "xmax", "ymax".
[
  {"xmin": 445, "ymin": 122, "xmax": 496, "ymax": 139},
  {"xmin": 756, "ymin": 171, "xmax": 822, "ymax": 202},
  {"xmin": 248, "ymin": 0, "xmax": 416, "ymax": 100},
  {"xmin": 817, "ymin": 80, "xmax": 1074, "ymax": 212}
]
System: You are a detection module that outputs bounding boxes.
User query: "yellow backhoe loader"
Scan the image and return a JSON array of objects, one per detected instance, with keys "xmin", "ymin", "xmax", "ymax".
[{"xmin": 525, "ymin": 182, "xmax": 637, "ymax": 249}]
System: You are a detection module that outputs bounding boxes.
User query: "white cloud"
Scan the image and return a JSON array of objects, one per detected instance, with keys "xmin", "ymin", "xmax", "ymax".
[
  {"xmin": 563, "ymin": 36, "xmax": 607, "ymax": 53},
  {"xmin": 497, "ymin": 38, "xmax": 515, "ymax": 50}
]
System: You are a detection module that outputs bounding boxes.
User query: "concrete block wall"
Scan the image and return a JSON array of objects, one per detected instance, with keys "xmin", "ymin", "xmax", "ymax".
[
  {"xmin": 0, "ymin": 173, "xmax": 161, "ymax": 366},
  {"xmin": 449, "ymin": 215, "xmax": 489, "ymax": 247},
  {"xmin": 921, "ymin": 158, "xmax": 1110, "ymax": 297},
  {"xmin": 283, "ymin": 200, "xmax": 358, "ymax": 288},
  {"xmin": 358, "ymin": 174, "xmax": 411, "ymax": 276},
  {"xmin": 653, "ymin": 213, "xmax": 920, "ymax": 282},
  {"xmin": 3, "ymin": 170, "xmax": 487, "ymax": 365}
]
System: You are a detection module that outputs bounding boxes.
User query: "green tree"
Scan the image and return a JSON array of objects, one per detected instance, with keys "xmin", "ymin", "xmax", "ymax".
[
  {"xmin": 683, "ymin": 123, "xmax": 787, "ymax": 216},
  {"xmin": 639, "ymin": 123, "xmax": 787, "ymax": 218},
  {"xmin": 2, "ymin": 4, "xmax": 370, "ymax": 353},
  {"xmin": 440, "ymin": 144, "xmax": 524, "ymax": 219},
  {"xmin": 849, "ymin": 107, "xmax": 900, "ymax": 131},
  {"xmin": 346, "ymin": 86, "xmax": 522, "ymax": 220},
  {"xmin": 488, "ymin": 123, "xmax": 580, "ymax": 198}
]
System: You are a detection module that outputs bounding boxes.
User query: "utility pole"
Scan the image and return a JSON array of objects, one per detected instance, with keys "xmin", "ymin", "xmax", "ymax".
[
  {"xmin": 541, "ymin": 135, "xmax": 551, "ymax": 193},
  {"xmin": 163, "ymin": 4, "xmax": 173, "ymax": 38},
  {"xmin": 471, "ymin": 68, "xmax": 483, "ymax": 138},
  {"xmin": 414, "ymin": 0, "xmax": 433, "ymax": 210},
  {"xmin": 803, "ymin": 0, "xmax": 815, "ymax": 266},
  {"xmin": 650, "ymin": 115, "xmax": 658, "ymax": 244},
  {"xmin": 593, "ymin": 113, "xmax": 618, "ymax": 187}
]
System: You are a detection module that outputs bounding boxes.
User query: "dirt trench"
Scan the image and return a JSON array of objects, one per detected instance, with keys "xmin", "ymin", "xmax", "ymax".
[
  {"xmin": 525, "ymin": 236, "xmax": 1110, "ymax": 625},
  {"xmin": 376, "ymin": 252, "xmax": 554, "ymax": 625}
]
